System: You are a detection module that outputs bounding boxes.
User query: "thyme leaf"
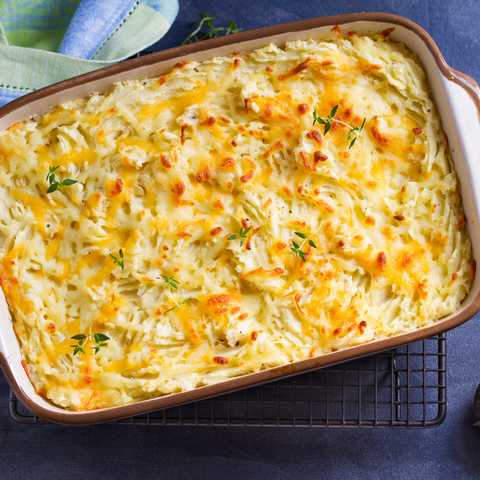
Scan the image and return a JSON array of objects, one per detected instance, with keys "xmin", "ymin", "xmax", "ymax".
[
  {"xmin": 46, "ymin": 166, "xmax": 78, "ymax": 194},
  {"xmin": 70, "ymin": 324, "xmax": 109, "ymax": 356},
  {"xmin": 224, "ymin": 19, "xmax": 242, "ymax": 35},
  {"xmin": 164, "ymin": 298, "xmax": 192, "ymax": 313},
  {"xmin": 110, "ymin": 249, "xmax": 125, "ymax": 272},
  {"xmin": 312, "ymin": 105, "xmax": 338, "ymax": 135},
  {"xmin": 161, "ymin": 276, "xmax": 191, "ymax": 313},
  {"xmin": 312, "ymin": 105, "xmax": 366, "ymax": 148},
  {"xmin": 228, "ymin": 227, "xmax": 251, "ymax": 247},
  {"xmin": 161, "ymin": 275, "xmax": 180, "ymax": 290},
  {"xmin": 182, "ymin": 12, "xmax": 242, "ymax": 45},
  {"xmin": 291, "ymin": 229, "xmax": 319, "ymax": 262},
  {"xmin": 290, "ymin": 240, "xmax": 307, "ymax": 262},
  {"xmin": 346, "ymin": 117, "xmax": 366, "ymax": 149}
]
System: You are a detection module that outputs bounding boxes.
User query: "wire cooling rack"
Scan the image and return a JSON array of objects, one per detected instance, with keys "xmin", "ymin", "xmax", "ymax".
[{"xmin": 9, "ymin": 333, "xmax": 446, "ymax": 427}]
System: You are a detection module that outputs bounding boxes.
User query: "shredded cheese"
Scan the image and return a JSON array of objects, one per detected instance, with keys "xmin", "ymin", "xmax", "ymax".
[{"xmin": 0, "ymin": 33, "xmax": 473, "ymax": 411}]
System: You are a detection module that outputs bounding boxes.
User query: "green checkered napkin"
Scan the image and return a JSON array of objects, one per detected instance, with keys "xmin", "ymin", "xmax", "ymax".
[{"xmin": 0, "ymin": 0, "xmax": 179, "ymax": 106}]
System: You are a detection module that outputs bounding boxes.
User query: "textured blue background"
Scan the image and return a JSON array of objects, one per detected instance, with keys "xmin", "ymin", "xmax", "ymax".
[{"xmin": 1, "ymin": 1, "xmax": 480, "ymax": 479}]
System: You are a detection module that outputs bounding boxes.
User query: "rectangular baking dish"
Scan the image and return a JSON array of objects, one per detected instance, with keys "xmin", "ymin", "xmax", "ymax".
[{"xmin": 1, "ymin": 12, "xmax": 479, "ymax": 425}]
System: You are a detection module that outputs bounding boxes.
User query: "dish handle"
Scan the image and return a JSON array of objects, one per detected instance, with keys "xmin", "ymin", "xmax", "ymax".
[
  {"xmin": 0, "ymin": 300, "xmax": 8, "ymax": 358},
  {"xmin": 442, "ymin": 72, "xmax": 480, "ymax": 223},
  {"xmin": 0, "ymin": 293, "xmax": 21, "ymax": 369}
]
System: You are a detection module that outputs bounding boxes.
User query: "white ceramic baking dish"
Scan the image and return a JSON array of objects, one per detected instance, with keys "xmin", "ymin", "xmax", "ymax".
[{"xmin": 1, "ymin": 12, "xmax": 479, "ymax": 424}]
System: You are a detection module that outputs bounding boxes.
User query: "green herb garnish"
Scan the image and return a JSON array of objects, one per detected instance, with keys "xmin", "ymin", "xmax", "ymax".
[
  {"xmin": 291, "ymin": 230, "xmax": 319, "ymax": 262},
  {"xmin": 46, "ymin": 166, "xmax": 78, "ymax": 193},
  {"xmin": 161, "ymin": 275, "xmax": 180, "ymax": 290},
  {"xmin": 312, "ymin": 105, "xmax": 366, "ymax": 149},
  {"xmin": 182, "ymin": 12, "xmax": 242, "ymax": 45},
  {"xmin": 228, "ymin": 227, "xmax": 251, "ymax": 247},
  {"xmin": 294, "ymin": 232, "xmax": 317, "ymax": 248},
  {"xmin": 110, "ymin": 249, "xmax": 125, "ymax": 271},
  {"xmin": 291, "ymin": 240, "xmax": 307, "ymax": 262},
  {"xmin": 110, "ymin": 249, "xmax": 131, "ymax": 272},
  {"xmin": 312, "ymin": 105, "xmax": 338, "ymax": 135},
  {"xmin": 164, "ymin": 298, "xmax": 192, "ymax": 314},
  {"xmin": 224, "ymin": 19, "xmax": 241, "ymax": 35},
  {"xmin": 110, "ymin": 249, "xmax": 137, "ymax": 272},
  {"xmin": 346, "ymin": 117, "xmax": 366, "ymax": 148},
  {"xmin": 70, "ymin": 324, "xmax": 109, "ymax": 356},
  {"xmin": 161, "ymin": 275, "xmax": 191, "ymax": 314}
]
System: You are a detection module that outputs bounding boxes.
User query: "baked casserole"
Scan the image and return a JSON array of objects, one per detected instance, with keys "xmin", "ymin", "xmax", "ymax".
[{"xmin": 0, "ymin": 30, "xmax": 473, "ymax": 410}]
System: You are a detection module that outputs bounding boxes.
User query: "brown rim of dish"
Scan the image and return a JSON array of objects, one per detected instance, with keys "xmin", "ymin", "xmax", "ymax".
[{"xmin": 0, "ymin": 12, "xmax": 479, "ymax": 425}]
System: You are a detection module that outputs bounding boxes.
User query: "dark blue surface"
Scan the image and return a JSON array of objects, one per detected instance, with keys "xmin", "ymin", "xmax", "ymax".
[{"xmin": 1, "ymin": 1, "xmax": 480, "ymax": 479}]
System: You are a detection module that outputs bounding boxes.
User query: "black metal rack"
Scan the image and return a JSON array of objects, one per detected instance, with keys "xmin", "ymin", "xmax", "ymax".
[{"xmin": 9, "ymin": 333, "xmax": 446, "ymax": 427}]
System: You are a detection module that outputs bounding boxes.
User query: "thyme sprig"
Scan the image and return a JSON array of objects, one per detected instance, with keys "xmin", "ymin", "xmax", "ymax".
[
  {"xmin": 225, "ymin": 19, "xmax": 241, "ymax": 35},
  {"xmin": 312, "ymin": 105, "xmax": 366, "ymax": 148},
  {"xmin": 182, "ymin": 12, "xmax": 242, "ymax": 44},
  {"xmin": 291, "ymin": 227, "xmax": 321, "ymax": 262},
  {"xmin": 70, "ymin": 324, "xmax": 109, "ymax": 356},
  {"xmin": 110, "ymin": 249, "xmax": 125, "ymax": 271},
  {"xmin": 346, "ymin": 118, "xmax": 366, "ymax": 148},
  {"xmin": 161, "ymin": 275, "xmax": 191, "ymax": 314},
  {"xmin": 228, "ymin": 227, "xmax": 251, "ymax": 247},
  {"xmin": 46, "ymin": 166, "xmax": 78, "ymax": 193},
  {"xmin": 165, "ymin": 298, "xmax": 192, "ymax": 314},
  {"xmin": 161, "ymin": 275, "xmax": 180, "ymax": 290},
  {"xmin": 110, "ymin": 249, "xmax": 137, "ymax": 272},
  {"xmin": 312, "ymin": 105, "xmax": 338, "ymax": 135},
  {"xmin": 291, "ymin": 239, "xmax": 308, "ymax": 262}
]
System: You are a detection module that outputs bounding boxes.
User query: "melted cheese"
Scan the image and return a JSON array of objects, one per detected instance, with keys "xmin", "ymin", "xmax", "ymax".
[{"xmin": 0, "ymin": 33, "xmax": 473, "ymax": 411}]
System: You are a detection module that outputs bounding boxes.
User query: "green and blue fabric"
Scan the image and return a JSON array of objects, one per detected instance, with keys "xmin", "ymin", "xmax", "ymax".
[{"xmin": 0, "ymin": 0, "xmax": 178, "ymax": 106}]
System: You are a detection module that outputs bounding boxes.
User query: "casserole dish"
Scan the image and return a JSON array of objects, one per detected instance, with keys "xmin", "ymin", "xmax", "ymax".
[{"xmin": 0, "ymin": 12, "xmax": 479, "ymax": 425}]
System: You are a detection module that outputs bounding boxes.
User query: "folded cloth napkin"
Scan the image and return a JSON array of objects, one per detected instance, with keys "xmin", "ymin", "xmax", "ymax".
[{"xmin": 0, "ymin": 0, "xmax": 179, "ymax": 106}]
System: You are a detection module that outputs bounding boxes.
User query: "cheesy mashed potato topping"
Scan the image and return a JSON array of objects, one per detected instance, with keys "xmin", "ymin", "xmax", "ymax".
[{"xmin": 0, "ymin": 32, "xmax": 473, "ymax": 410}]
